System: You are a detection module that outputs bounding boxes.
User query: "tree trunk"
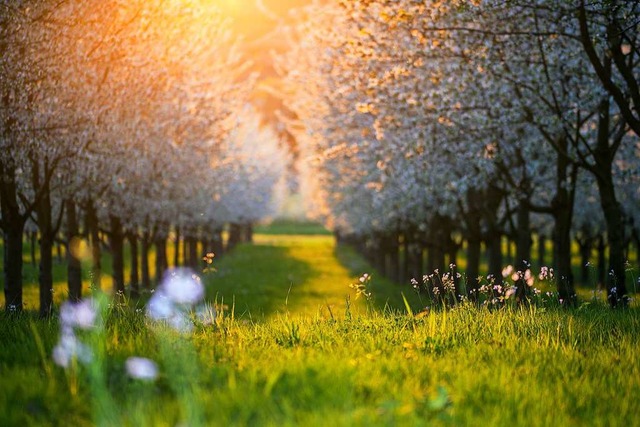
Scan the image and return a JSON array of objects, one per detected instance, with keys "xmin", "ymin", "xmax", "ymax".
[
  {"xmin": 1, "ymin": 161, "xmax": 26, "ymax": 312},
  {"xmin": 3, "ymin": 226, "xmax": 24, "ymax": 312},
  {"xmin": 66, "ymin": 199, "xmax": 82, "ymax": 303},
  {"xmin": 487, "ymin": 232, "xmax": 503, "ymax": 284},
  {"xmin": 594, "ymin": 98, "xmax": 628, "ymax": 306},
  {"xmin": 188, "ymin": 235, "xmax": 198, "ymax": 269},
  {"xmin": 483, "ymin": 186, "xmax": 504, "ymax": 283},
  {"xmin": 129, "ymin": 232, "xmax": 140, "ymax": 299},
  {"xmin": 227, "ymin": 223, "xmax": 242, "ymax": 252},
  {"xmin": 577, "ymin": 233, "xmax": 593, "ymax": 286},
  {"xmin": 33, "ymin": 159, "xmax": 54, "ymax": 318},
  {"xmin": 552, "ymin": 208, "xmax": 575, "ymax": 305},
  {"xmin": 211, "ymin": 227, "xmax": 224, "ymax": 258},
  {"xmin": 141, "ymin": 231, "xmax": 151, "ymax": 290},
  {"xmin": 387, "ymin": 232, "xmax": 400, "ymax": 283},
  {"xmin": 30, "ymin": 231, "xmax": 37, "ymax": 268},
  {"xmin": 154, "ymin": 234, "xmax": 168, "ymax": 284},
  {"xmin": 464, "ymin": 189, "xmax": 483, "ymax": 298},
  {"xmin": 183, "ymin": 233, "xmax": 189, "ymax": 267},
  {"xmin": 110, "ymin": 215, "xmax": 125, "ymax": 296},
  {"xmin": 596, "ymin": 175, "xmax": 627, "ymax": 306},
  {"xmin": 597, "ymin": 235, "xmax": 606, "ymax": 290},
  {"xmin": 86, "ymin": 201, "xmax": 102, "ymax": 291},
  {"xmin": 402, "ymin": 229, "xmax": 415, "ymax": 282},
  {"xmin": 466, "ymin": 237, "xmax": 481, "ymax": 299},
  {"xmin": 551, "ymin": 136, "xmax": 577, "ymax": 306},
  {"xmin": 174, "ymin": 227, "xmax": 181, "ymax": 267},
  {"xmin": 537, "ymin": 233, "xmax": 547, "ymax": 270},
  {"xmin": 515, "ymin": 200, "xmax": 532, "ymax": 300},
  {"xmin": 245, "ymin": 223, "xmax": 253, "ymax": 243}
]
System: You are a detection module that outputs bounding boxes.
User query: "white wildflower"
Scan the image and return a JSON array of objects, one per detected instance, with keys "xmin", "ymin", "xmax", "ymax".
[{"xmin": 126, "ymin": 357, "xmax": 159, "ymax": 380}]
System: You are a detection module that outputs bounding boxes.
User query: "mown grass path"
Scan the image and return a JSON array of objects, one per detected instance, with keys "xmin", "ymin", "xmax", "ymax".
[{"xmin": 208, "ymin": 233, "xmax": 421, "ymax": 319}]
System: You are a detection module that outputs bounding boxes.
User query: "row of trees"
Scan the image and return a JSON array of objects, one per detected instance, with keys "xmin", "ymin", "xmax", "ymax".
[
  {"xmin": 1, "ymin": 0, "xmax": 288, "ymax": 316},
  {"xmin": 280, "ymin": 0, "xmax": 640, "ymax": 306}
]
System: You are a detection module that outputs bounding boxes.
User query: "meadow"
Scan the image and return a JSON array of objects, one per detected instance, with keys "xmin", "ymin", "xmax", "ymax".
[{"xmin": 0, "ymin": 223, "xmax": 639, "ymax": 426}]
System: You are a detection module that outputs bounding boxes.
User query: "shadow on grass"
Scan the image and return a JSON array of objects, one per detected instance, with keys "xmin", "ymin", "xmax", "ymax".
[
  {"xmin": 207, "ymin": 243, "xmax": 319, "ymax": 319},
  {"xmin": 333, "ymin": 244, "xmax": 424, "ymax": 313}
]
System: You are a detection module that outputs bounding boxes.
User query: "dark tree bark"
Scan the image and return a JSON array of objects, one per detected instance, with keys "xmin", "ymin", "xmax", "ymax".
[
  {"xmin": 401, "ymin": 228, "xmax": 415, "ymax": 282},
  {"xmin": 597, "ymin": 235, "xmax": 606, "ymax": 289},
  {"xmin": 576, "ymin": 227, "xmax": 594, "ymax": 286},
  {"xmin": 466, "ymin": 238, "xmax": 481, "ymax": 298},
  {"xmin": 66, "ymin": 199, "xmax": 82, "ymax": 303},
  {"xmin": 85, "ymin": 201, "xmax": 102, "ymax": 290},
  {"xmin": 30, "ymin": 231, "xmax": 37, "ymax": 268},
  {"xmin": 592, "ymin": 96, "xmax": 628, "ymax": 306},
  {"xmin": 33, "ymin": 160, "xmax": 55, "ymax": 318},
  {"xmin": 174, "ymin": 227, "xmax": 181, "ymax": 267},
  {"xmin": 187, "ymin": 235, "xmax": 198, "ymax": 269},
  {"xmin": 464, "ymin": 189, "xmax": 483, "ymax": 298},
  {"xmin": 537, "ymin": 233, "xmax": 547, "ymax": 270},
  {"xmin": 515, "ymin": 200, "xmax": 532, "ymax": 300},
  {"xmin": 183, "ymin": 233, "xmax": 189, "ymax": 267},
  {"xmin": 244, "ymin": 223, "xmax": 253, "ymax": 243},
  {"xmin": 110, "ymin": 215, "xmax": 125, "ymax": 296},
  {"xmin": 578, "ymin": 0, "xmax": 640, "ymax": 137},
  {"xmin": 209, "ymin": 227, "xmax": 223, "ymax": 258},
  {"xmin": 373, "ymin": 233, "xmax": 386, "ymax": 277},
  {"xmin": 154, "ymin": 233, "xmax": 168, "ymax": 284},
  {"xmin": 227, "ymin": 223, "xmax": 242, "ymax": 252},
  {"xmin": 551, "ymin": 136, "xmax": 577, "ymax": 306},
  {"xmin": 128, "ymin": 232, "xmax": 140, "ymax": 299},
  {"xmin": 141, "ymin": 230, "xmax": 151, "ymax": 290},
  {"xmin": 486, "ymin": 232, "xmax": 503, "ymax": 284},
  {"xmin": 0, "ymin": 160, "xmax": 28, "ymax": 312},
  {"xmin": 387, "ymin": 231, "xmax": 401, "ymax": 283}
]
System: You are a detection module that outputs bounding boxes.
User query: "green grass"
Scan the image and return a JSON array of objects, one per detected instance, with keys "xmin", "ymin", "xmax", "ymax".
[
  {"xmin": 1, "ymin": 225, "xmax": 639, "ymax": 426},
  {"xmin": 254, "ymin": 220, "xmax": 332, "ymax": 236}
]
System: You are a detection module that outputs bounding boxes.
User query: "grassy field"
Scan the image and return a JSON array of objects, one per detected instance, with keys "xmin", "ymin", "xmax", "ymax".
[{"xmin": 1, "ymin": 223, "xmax": 639, "ymax": 426}]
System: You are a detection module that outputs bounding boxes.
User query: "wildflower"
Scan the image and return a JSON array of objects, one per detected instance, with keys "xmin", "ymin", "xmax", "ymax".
[
  {"xmin": 524, "ymin": 269, "xmax": 534, "ymax": 287},
  {"xmin": 511, "ymin": 272, "xmax": 520, "ymax": 282},
  {"xmin": 146, "ymin": 291, "xmax": 175, "ymax": 320},
  {"xmin": 538, "ymin": 266, "xmax": 553, "ymax": 281},
  {"xmin": 52, "ymin": 331, "xmax": 92, "ymax": 368},
  {"xmin": 442, "ymin": 273, "xmax": 455, "ymax": 293},
  {"xmin": 161, "ymin": 268, "xmax": 205, "ymax": 305},
  {"xmin": 60, "ymin": 299, "xmax": 98, "ymax": 330},
  {"xmin": 125, "ymin": 357, "xmax": 159, "ymax": 380},
  {"xmin": 502, "ymin": 265, "xmax": 518, "ymax": 280},
  {"xmin": 505, "ymin": 287, "xmax": 516, "ymax": 299}
]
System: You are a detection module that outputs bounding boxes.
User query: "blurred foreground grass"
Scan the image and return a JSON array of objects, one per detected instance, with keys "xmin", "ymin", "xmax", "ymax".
[{"xmin": 1, "ymin": 301, "xmax": 639, "ymax": 426}]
